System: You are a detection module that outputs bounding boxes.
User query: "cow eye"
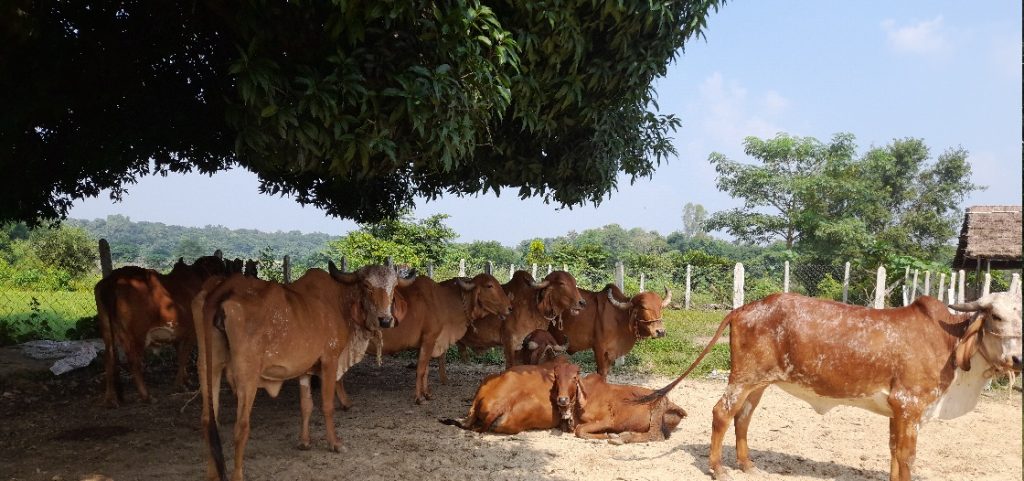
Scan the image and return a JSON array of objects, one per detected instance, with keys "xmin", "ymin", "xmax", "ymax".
[{"xmin": 486, "ymin": 284, "xmax": 493, "ymax": 288}]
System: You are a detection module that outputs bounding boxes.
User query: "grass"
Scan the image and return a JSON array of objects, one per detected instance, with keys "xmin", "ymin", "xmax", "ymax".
[{"xmin": 0, "ymin": 289, "xmax": 97, "ymax": 344}]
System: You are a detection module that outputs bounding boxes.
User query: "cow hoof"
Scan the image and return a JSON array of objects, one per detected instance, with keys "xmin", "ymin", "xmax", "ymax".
[
  {"xmin": 415, "ymin": 397, "xmax": 427, "ymax": 405},
  {"xmin": 741, "ymin": 465, "xmax": 764, "ymax": 476},
  {"xmin": 297, "ymin": 442, "xmax": 311, "ymax": 451},
  {"xmin": 608, "ymin": 438, "xmax": 625, "ymax": 446},
  {"xmin": 329, "ymin": 443, "xmax": 346, "ymax": 454},
  {"xmin": 710, "ymin": 468, "xmax": 731, "ymax": 481}
]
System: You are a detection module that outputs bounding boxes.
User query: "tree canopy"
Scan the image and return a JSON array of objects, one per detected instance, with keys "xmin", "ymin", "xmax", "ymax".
[{"xmin": 2, "ymin": 0, "xmax": 724, "ymax": 225}]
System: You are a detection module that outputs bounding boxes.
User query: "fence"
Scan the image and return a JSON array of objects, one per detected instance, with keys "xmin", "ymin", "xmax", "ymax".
[{"xmin": 2, "ymin": 239, "xmax": 1020, "ymax": 344}]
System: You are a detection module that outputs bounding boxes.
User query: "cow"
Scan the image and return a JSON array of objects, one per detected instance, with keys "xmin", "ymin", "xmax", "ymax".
[
  {"xmin": 550, "ymin": 284, "xmax": 669, "ymax": 376},
  {"xmin": 359, "ymin": 273, "xmax": 512, "ymax": 404},
  {"xmin": 548, "ymin": 367, "xmax": 687, "ymax": 443},
  {"xmin": 642, "ymin": 292, "xmax": 1022, "ymax": 481},
  {"xmin": 94, "ymin": 255, "xmax": 227, "ymax": 407},
  {"xmin": 517, "ymin": 329, "xmax": 569, "ymax": 366},
  {"xmin": 194, "ymin": 263, "xmax": 415, "ymax": 481},
  {"xmin": 440, "ymin": 356, "xmax": 579, "ymax": 434},
  {"xmin": 457, "ymin": 270, "xmax": 585, "ymax": 368}
]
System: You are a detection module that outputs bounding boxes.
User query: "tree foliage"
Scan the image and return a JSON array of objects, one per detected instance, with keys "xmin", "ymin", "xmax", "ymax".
[
  {"xmin": 323, "ymin": 212, "xmax": 458, "ymax": 269},
  {"xmin": 681, "ymin": 202, "xmax": 709, "ymax": 239},
  {"xmin": 3, "ymin": 0, "xmax": 724, "ymax": 225}
]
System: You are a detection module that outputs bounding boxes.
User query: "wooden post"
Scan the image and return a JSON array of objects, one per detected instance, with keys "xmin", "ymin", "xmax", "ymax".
[
  {"xmin": 874, "ymin": 265, "xmax": 886, "ymax": 309},
  {"xmin": 340, "ymin": 256, "xmax": 348, "ymax": 273},
  {"xmin": 842, "ymin": 262, "xmax": 851, "ymax": 303},
  {"xmin": 911, "ymin": 269, "xmax": 919, "ymax": 300},
  {"xmin": 732, "ymin": 263, "xmax": 745, "ymax": 309},
  {"xmin": 1011, "ymin": 273, "xmax": 1021, "ymax": 296},
  {"xmin": 213, "ymin": 249, "xmax": 223, "ymax": 259},
  {"xmin": 459, "ymin": 259, "xmax": 466, "ymax": 277},
  {"xmin": 98, "ymin": 239, "xmax": 113, "ymax": 277},
  {"xmin": 937, "ymin": 272, "xmax": 946, "ymax": 302},
  {"xmin": 923, "ymin": 271, "xmax": 931, "ymax": 297},
  {"xmin": 562, "ymin": 264, "xmax": 567, "ymax": 272},
  {"xmin": 282, "ymin": 255, "xmax": 291, "ymax": 284},
  {"xmin": 531, "ymin": 263, "xmax": 538, "ymax": 278},
  {"xmin": 484, "ymin": 261, "xmax": 493, "ymax": 275},
  {"xmin": 685, "ymin": 265, "xmax": 692, "ymax": 310},
  {"xmin": 639, "ymin": 273, "xmax": 646, "ymax": 292},
  {"xmin": 427, "ymin": 263, "xmax": 434, "ymax": 278},
  {"xmin": 982, "ymin": 272, "xmax": 991, "ymax": 297},
  {"xmin": 974, "ymin": 259, "xmax": 982, "ymax": 299},
  {"xmin": 509, "ymin": 264, "xmax": 515, "ymax": 281},
  {"xmin": 957, "ymin": 269, "xmax": 966, "ymax": 303},
  {"xmin": 547, "ymin": 264, "xmax": 553, "ymax": 275},
  {"xmin": 615, "ymin": 261, "xmax": 625, "ymax": 290},
  {"xmin": 947, "ymin": 272, "xmax": 956, "ymax": 304},
  {"xmin": 901, "ymin": 267, "xmax": 910, "ymax": 306},
  {"xmin": 783, "ymin": 261, "xmax": 790, "ymax": 293}
]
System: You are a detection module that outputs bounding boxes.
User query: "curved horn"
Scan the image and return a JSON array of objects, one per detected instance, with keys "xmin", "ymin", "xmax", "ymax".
[
  {"xmin": 456, "ymin": 277, "xmax": 475, "ymax": 292},
  {"xmin": 328, "ymin": 260, "xmax": 358, "ymax": 283},
  {"xmin": 527, "ymin": 341, "xmax": 539, "ymax": 350},
  {"xmin": 661, "ymin": 288, "xmax": 673, "ymax": 307},
  {"xmin": 607, "ymin": 289, "xmax": 631, "ymax": 310},
  {"xmin": 530, "ymin": 279, "xmax": 550, "ymax": 289},
  {"xmin": 397, "ymin": 269, "xmax": 418, "ymax": 287},
  {"xmin": 948, "ymin": 300, "xmax": 983, "ymax": 312}
]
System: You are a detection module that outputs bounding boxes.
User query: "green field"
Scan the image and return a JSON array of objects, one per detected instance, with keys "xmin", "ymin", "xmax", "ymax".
[{"xmin": 0, "ymin": 290, "xmax": 97, "ymax": 343}]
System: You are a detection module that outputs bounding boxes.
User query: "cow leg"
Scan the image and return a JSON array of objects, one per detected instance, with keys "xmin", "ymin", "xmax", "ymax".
[
  {"xmin": 595, "ymin": 349, "xmax": 611, "ymax": 377},
  {"xmin": 888, "ymin": 399, "xmax": 923, "ymax": 481},
  {"xmin": 710, "ymin": 382, "xmax": 762, "ymax": 481},
  {"xmin": 298, "ymin": 375, "xmax": 313, "ymax": 450},
  {"xmin": 414, "ymin": 344, "xmax": 433, "ymax": 404},
  {"xmin": 437, "ymin": 355, "xmax": 449, "ymax": 385},
  {"xmin": 502, "ymin": 340, "xmax": 517, "ymax": 369},
  {"xmin": 334, "ymin": 382, "xmax": 352, "ymax": 411},
  {"xmin": 127, "ymin": 341, "xmax": 152, "ymax": 403},
  {"xmin": 734, "ymin": 386, "xmax": 767, "ymax": 474},
  {"xmin": 457, "ymin": 342, "xmax": 471, "ymax": 362},
  {"xmin": 174, "ymin": 338, "xmax": 195, "ymax": 390},
  {"xmin": 231, "ymin": 382, "xmax": 258, "ymax": 481},
  {"xmin": 98, "ymin": 312, "xmax": 121, "ymax": 408},
  {"xmin": 574, "ymin": 421, "xmax": 614, "ymax": 440}
]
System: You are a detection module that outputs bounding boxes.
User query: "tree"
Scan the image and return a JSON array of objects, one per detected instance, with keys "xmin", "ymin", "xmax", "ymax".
[
  {"xmin": 3, "ymin": 1, "xmax": 725, "ymax": 225},
  {"xmin": 27, "ymin": 223, "xmax": 97, "ymax": 278},
  {"xmin": 323, "ymin": 212, "xmax": 458, "ymax": 269},
  {"xmin": 524, "ymin": 240, "xmax": 550, "ymax": 267},
  {"xmin": 462, "ymin": 240, "xmax": 518, "ymax": 267},
  {"xmin": 681, "ymin": 202, "xmax": 708, "ymax": 239}
]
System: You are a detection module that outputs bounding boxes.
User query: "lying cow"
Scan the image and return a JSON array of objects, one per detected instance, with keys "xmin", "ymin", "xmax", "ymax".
[
  {"xmin": 517, "ymin": 329, "xmax": 569, "ymax": 365},
  {"xmin": 643, "ymin": 292, "xmax": 1022, "ymax": 481},
  {"xmin": 361, "ymin": 273, "xmax": 512, "ymax": 404},
  {"xmin": 557, "ymin": 370, "xmax": 687, "ymax": 444},
  {"xmin": 551, "ymin": 284, "xmax": 669, "ymax": 376},
  {"xmin": 194, "ymin": 263, "xmax": 414, "ymax": 481},
  {"xmin": 440, "ymin": 356, "xmax": 578, "ymax": 434},
  {"xmin": 94, "ymin": 255, "xmax": 226, "ymax": 407},
  {"xmin": 457, "ymin": 270, "xmax": 585, "ymax": 368}
]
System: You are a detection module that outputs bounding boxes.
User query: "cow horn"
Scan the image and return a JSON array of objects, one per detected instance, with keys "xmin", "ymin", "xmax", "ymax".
[
  {"xmin": 527, "ymin": 341, "xmax": 539, "ymax": 350},
  {"xmin": 553, "ymin": 342, "xmax": 568, "ymax": 353},
  {"xmin": 948, "ymin": 300, "xmax": 983, "ymax": 312},
  {"xmin": 608, "ymin": 289, "xmax": 631, "ymax": 310},
  {"xmin": 398, "ymin": 269, "xmax": 418, "ymax": 287},
  {"xmin": 661, "ymin": 288, "xmax": 673, "ymax": 307},
  {"xmin": 456, "ymin": 278, "xmax": 475, "ymax": 292},
  {"xmin": 530, "ymin": 279, "xmax": 550, "ymax": 289},
  {"xmin": 328, "ymin": 261, "xmax": 359, "ymax": 283}
]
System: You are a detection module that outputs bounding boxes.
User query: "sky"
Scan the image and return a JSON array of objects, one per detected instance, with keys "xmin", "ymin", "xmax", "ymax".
[{"xmin": 69, "ymin": 1, "xmax": 1023, "ymax": 246}]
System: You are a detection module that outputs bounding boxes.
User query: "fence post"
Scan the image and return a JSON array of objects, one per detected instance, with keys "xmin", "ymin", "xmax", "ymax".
[
  {"xmin": 842, "ymin": 262, "xmax": 850, "ymax": 303},
  {"xmin": 1011, "ymin": 273, "xmax": 1021, "ymax": 296},
  {"xmin": 982, "ymin": 272, "xmax": 991, "ymax": 297},
  {"xmin": 386, "ymin": 256, "xmax": 393, "ymax": 267},
  {"xmin": 956, "ymin": 269, "xmax": 966, "ymax": 303},
  {"xmin": 685, "ymin": 264, "xmax": 692, "ymax": 310},
  {"xmin": 547, "ymin": 264, "xmax": 552, "ymax": 275},
  {"xmin": 98, "ymin": 239, "xmax": 113, "ymax": 277},
  {"xmin": 615, "ymin": 261, "xmax": 625, "ymax": 290},
  {"xmin": 214, "ymin": 249, "xmax": 223, "ymax": 259},
  {"xmin": 532, "ymin": 263, "xmax": 538, "ymax": 278},
  {"xmin": 282, "ymin": 255, "xmax": 291, "ymax": 284},
  {"xmin": 459, "ymin": 259, "xmax": 466, "ymax": 277},
  {"xmin": 562, "ymin": 264, "xmax": 567, "ymax": 272},
  {"xmin": 901, "ymin": 267, "xmax": 910, "ymax": 306},
  {"xmin": 732, "ymin": 263, "xmax": 745, "ymax": 309},
  {"xmin": 427, "ymin": 263, "xmax": 434, "ymax": 279},
  {"xmin": 639, "ymin": 273, "xmax": 645, "ymax": 292},
  {"xmin": 947, "ymin": 272, "xmax": 956, "ymax": 304},
  {"xmin": 484, "ymin": 261, "xmax": 493, "ymax": 275},
  {"xmin": 911, "ymin": 269, "xmax": 919, "ymax": 301},
  {"xmin": 874, "ymin": 265, "xmax": 886, "ymax": 308},
  {"xmin": 340, "ymin": 256, "xmax": 348, "ymax": 273},
  {"xmin": 937, "ymin": 272, "xmax": 946, "ymax": 302},
  {"xmin": 783, "ymin": 260, "xmax": 790, "ymax": 293},
  {"xmin": 923, "ymin": 271, "xmax": 931, "ymax": 297},
  {"xmin": 974, "ymin": 260, "xmax": 982, "ymax": 299},
  {"xmin": 508, "ymin": 264, "xmax": 515, "ymax": 280}
]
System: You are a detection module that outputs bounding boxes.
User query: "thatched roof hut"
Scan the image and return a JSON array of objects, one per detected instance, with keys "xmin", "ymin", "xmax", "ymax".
[{"xmin": 952, "ymin": 205, "xmax": 1022, "ymax": 269}]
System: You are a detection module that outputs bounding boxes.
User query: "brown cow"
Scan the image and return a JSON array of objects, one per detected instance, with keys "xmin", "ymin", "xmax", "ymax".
[
  {"xmin": 644, "ymin": 292, "xmax": 1022, "ymax": 481},
  {"xmin": 440, "ymin": 357, "xmax": 579, "ymax": 434},
  {"xmin": 361, "ymin": 273, "xmax": 512, "ymax": 404},
  {"xmin": 457, "ymin": 270, "xmax": 585, "ymax": 368},
  {"xmin": 516, "ymin": 328, "xmax": 569, "ymax": 366},
  {"xmin": 94, "ymin": 255, "xmax": 226, "ymax": 407},
  {"xmin": 554, "ymin": 370, "xmax": 687, "ymax": 444},
  {"xmin": 194, "ymin": 263, "xmax": 414, "ymax": 481},
  {"xmin": 551, "ymin": 284, "xmax": 669, "ymax": 376}
]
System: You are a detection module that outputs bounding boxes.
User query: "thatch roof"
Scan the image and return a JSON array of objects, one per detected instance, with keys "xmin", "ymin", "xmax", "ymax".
[{"xmin": 952, "ymin": 205, "xmax": 1022, "ymax": 269}]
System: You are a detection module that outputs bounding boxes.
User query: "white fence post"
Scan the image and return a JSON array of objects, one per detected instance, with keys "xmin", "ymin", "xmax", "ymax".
[
  {"xmin": 459, "ymin": 258, "xmax": 466, "ymax": 277},
  {"xmin": 783, "ymin": 260, "xmax": 790, "ymax": 293},
  {"xmin": 901, "ymin": 267, "xmax": 910, "ymax": 306},
  {"xmin": 937, "ymin": 272, "xmax": 946, "ymax": 302},
  {"xmin": 639, "ymin": 272, "xmax": 645, "ymax": 292},
  {"xmin": 282, "ymin": 255, "xmax": 291, "ymax": 284},
  {"xmin": 532, "ymin": 263, "xmax": 538, "ymax": 278},
  {"xmin": 427, "ymin": 263, "xmax": 434, "ymax": 278},
  {"xmin": 911, "ymin": 269, "xmax": 919, "ymax": 301},
  {"xmin": 562, "ymin": 264, "xmax": 567, "ymax": 272},
  {"xmin": 982, "ymin": 272, "xmax": 991, "ymax": 297},
  {"xmin": 874, "ymin": 266, "xmax": 887, "ymax": 308},
  {"xmin": 732, "ymin": 263, "xmax": 745, "ymax": 309},
  {"xmin": 340, "ymin": 256, "xmax": 348, "ymax": 273},
  {"xmin": 1011, "ymin": 273, "xmax": 1021, "ymax": 296},
  {"xmin": 547, "ymin": 264, "xmax": 553, "ymax": 275},
  {"xmin": 509, "ymin": 264, "xmax": 515, "ymax": 280},
  {"xmin": 615, "ymin": 261, "xmax": 625, "ymax": 290},
  {"xmin": 685, "ymin": 264, "xmax": 692, "ymax": 310},
  {"xmin": 923, "ymin": 271, "xmax": 931, "ymax": 297},
  {"xmin": 842, "ymin": 261, "xmax": 850, "ymax": 304},
  {"xmin": 484, "ymin": 261, "xmax": 493, "ymax": 275},
  {"xmin": 947, "ymin": 272, "xmax": 956, "ymax": 304},
  {"xmin": 957, "ymin": 269, "xmax": 966, "ymax": 303}
]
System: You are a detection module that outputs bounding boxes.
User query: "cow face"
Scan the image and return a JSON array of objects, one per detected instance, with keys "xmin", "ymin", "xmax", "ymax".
[
  {"xmin": 951, "ymin": 292, "xmax": 1023, "ymax": 372},
  {"xmin": 608, "ymin": 288, "xmax": 671, "ymax": 339},
  {"xmin": 191, "ymin": 255, "xmax": 229, "ymax": 278},
  {"xmin": 533, "ymin": 271, "xmax": 586, "ymax": 320},
  {"xmin": 330, "ymin": 263, "xmax": 416, "ymax": 330},
  {"xmin": 552, "ymin": 361, "xmax": 583, "ymax": 423},
  {"xmin": 458, "ymin": 273, "xmax": 513, "ymax": 321}
]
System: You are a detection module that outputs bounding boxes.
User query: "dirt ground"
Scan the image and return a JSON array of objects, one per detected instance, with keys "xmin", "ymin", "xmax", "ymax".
[{"xmin": 0, "ymin": 355, "xmax": 1020, "ymax": 481}]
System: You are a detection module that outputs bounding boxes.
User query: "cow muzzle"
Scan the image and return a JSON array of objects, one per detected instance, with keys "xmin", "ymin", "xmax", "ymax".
[
  {"xmin": 655, "ymin": 329, "xmax": 667, "ymax": 338},
  {"xmin": 1012, "ymin": 355, "xmax": 1022, "ymax": 372},
  {"xmin": 556, "ymin": 396, "xmax": 570, "ymax": 407},
  {"xmin": 378, "ymin": 316, "xmax": 395, "ymax": 328}
]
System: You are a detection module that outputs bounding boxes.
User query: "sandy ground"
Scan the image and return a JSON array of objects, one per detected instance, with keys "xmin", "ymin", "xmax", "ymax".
[{"xmin": 0, "ymin": 356, "xmax": 1020, "ymax": 481}]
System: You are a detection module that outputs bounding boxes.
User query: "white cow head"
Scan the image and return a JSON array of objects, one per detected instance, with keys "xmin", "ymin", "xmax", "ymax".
[{"xmin": 950, "ymin": 291, "xmax": 1023, "ymax": 373}]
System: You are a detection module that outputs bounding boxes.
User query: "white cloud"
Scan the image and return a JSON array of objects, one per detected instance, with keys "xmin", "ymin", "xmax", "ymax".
[
  {"xmin": 762, "ymin": 90, "xmax": 790, "ymax": 114},
  {"xmin": 881, "ymin": 16, "xmax": 950, "ymax": 56},
  {"xmin": 695, "ymin": 72, "xmax": 786, "ymax": 147}
]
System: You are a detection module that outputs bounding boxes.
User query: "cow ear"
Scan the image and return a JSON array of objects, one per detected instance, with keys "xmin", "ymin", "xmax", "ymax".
[
  {"xmin": 350, "ymin": 299, "xmax": 365, "ymax": 326},
  {"xmin": 392, "ymin": 291, "xmax": 409, "ymax": 322},
  {"xmin": 469, "ymin": 287, "xmax": 487, "ymax": 320},
  {"xmin": 575, "ymin": 376, "xmax": 587, "ymax": 408},
  {"xmin": 955, "ymin": 314, "xmax": 984, "ymax": 371}
]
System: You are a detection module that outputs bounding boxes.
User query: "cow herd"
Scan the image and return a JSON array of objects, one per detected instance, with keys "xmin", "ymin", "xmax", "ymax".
[{"xmin": 92, "ymin": 254, "xmax": 1022, "ymax": 481}]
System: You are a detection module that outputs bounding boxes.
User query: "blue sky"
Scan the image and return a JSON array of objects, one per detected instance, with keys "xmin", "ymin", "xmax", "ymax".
[{"xmin": 70, "ymin": 1, "xmax": 1023, "ymax": 246}]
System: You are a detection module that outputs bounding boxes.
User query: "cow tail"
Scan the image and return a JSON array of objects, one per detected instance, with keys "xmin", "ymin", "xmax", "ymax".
[
  {"xmin": 635, "ymin": 310, "xmax": 734, "ymax": 403},
  {"xmin": 438, "ymin": 418, "xmax": 465, "ymax": 429},
  {"xmin": 95, "ymin": 279, "xmax": 121, "ymax": 397},
  {"xmin": 197, "ymin": 287, "xmax": 229, "ymax": 481}
]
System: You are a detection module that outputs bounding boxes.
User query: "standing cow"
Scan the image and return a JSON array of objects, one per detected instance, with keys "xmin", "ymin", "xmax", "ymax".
[
  {"xmin": 195, "ymin": 263, "xmax": 414, "ymax": 481},
  {"xmin": 94, "ymin": 255, "xmax": 226, "ymax": 407},
  {"xmin": 457, "ymin": 270, "xmax": 585, "ymax": 368},
  {"xmin": 643, "ymin": 292, "xmax": 1022, "ymax": 481},
  {"xmin": 550, "ymin": 284, "xmax": 669, "ymax": 376}
]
